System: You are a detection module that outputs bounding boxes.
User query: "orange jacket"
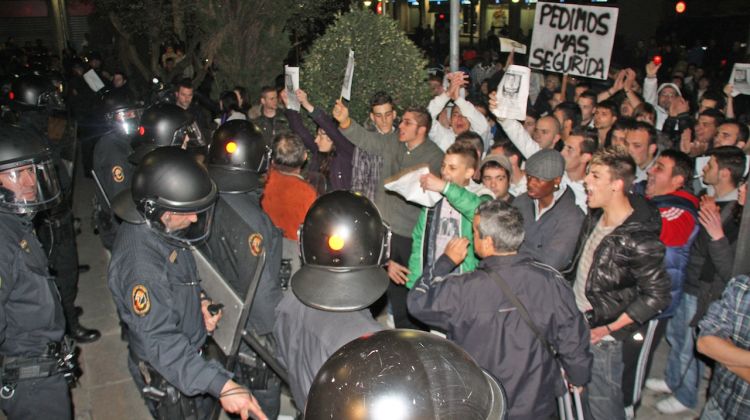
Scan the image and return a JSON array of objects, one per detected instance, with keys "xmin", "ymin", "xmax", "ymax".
[{"xmin": 261, "ymin": 168, "xmax": 317, "ymax": 240}]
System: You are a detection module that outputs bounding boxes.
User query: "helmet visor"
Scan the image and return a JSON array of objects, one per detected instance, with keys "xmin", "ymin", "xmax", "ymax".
[
  {"xmin": 110, "ymin": 108, "xmax": 144, "ymax": 135},
  {"xmin": 173, "ymin": 121, "xmax": 206, "ymax": 149},
  {"xmin": 0, "ymin": 158, "xmax": 61, "ymax": 214},
  {"xmin": 38, "ymin": 89, "xmax": 65, "ymax": 110},
  {"xmin": 154, "ymin": 205, "xmax": 214, "ymax": 246}
]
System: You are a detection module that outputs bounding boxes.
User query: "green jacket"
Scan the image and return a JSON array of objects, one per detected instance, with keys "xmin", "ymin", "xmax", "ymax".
[{"xmin": 406, "ymin": 182, "xmax": 492, "ymax": 289}]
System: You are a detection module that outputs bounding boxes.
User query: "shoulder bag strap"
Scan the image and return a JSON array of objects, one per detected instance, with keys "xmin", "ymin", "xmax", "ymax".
[{"xmin": 483, "ymin": 268, "xmax": 559, "ymax": 359}]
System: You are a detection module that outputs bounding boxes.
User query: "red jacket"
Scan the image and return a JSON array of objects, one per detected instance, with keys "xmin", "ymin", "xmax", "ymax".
[{"xmin": 261, "ymin": 168, "xmax": 317, "ymax": 240}]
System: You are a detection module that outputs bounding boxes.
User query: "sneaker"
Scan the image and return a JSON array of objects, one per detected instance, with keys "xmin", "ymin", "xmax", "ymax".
[
  {"xmin": 655, "ymin": 396, "xmax": 690, "ymax": 414},
  {"xmin": 645, "ymin": 378, "xmax": 672, "ymax": 394}
]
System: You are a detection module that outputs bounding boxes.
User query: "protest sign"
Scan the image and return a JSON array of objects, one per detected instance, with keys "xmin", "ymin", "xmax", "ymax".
[
  {"xmin": 493, "ymin": 65, "xmax": 530, "ymax": 121},
  {"xmin": 528, "ymin": 2, "xmax": 618, "ymax": 80},
  {"xmin": 729, "ymin": 63, "xmax": 750, "ymax": 97},
  {"xmin": 500, "ymin": 38, "xmax": 527, "ymax": 54},
  {"xmin": 341, "ymin": 49, "xmax": 355, "ymax": 101},
  {"xmin": 284, "ymin": 65, "xmax": 300, "ymax": 112}
]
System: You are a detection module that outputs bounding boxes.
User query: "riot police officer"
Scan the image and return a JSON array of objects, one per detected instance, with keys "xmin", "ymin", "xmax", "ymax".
[
  {"xmin": 130, "ymin": 102, "xmax": 207, "ymax": 163},
  {"xmin": 108, "ymin": 147, "xmax": 266, "ymax": 420},
  {"xmin": 91, "ymin": 88, "xmax": 142, "ymax": 250},
  {"xmin": 0, "ymin": 123, "xmax": 77, "ymax": 419},
  {"xmin": 305, "ymin": 329, "xmax": 507, "ymax": 420},
  {"xmin": 9, "ymin": 73, "xmax": 101, "ymax": 344},
  {"xmin": 273, "ymin": 190, "xmax": 390, "ymax": 410},
  {"xmin": 202, "ymin": 120, "xmax": 282, "ymax": 417}
]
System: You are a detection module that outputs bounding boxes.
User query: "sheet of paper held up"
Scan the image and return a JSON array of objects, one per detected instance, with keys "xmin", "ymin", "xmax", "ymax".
[
  {"xmin": 729, "ymin": 63, "xmax": 750, "ymax": 97},
  {"xmin": 493, "ymin": 65, "xmax": 530, "ymax": 121},
  {"xmin": 384, "ymin": 165, "xmax": 442, "ymax": 208},
  {"xmin": 341, "ymin": 49, "xmax": 355, "ymax": 101},
  {"xmin": 500, "ymin": 38, "xmax": 527, "ymax": 54},
  {"xmin": 83, "ymin": 69, "xmax": 105, "ymax": 92},
  {"xmin": 284, "ymin": 65, "xmax": 300, "ymax": 112}
]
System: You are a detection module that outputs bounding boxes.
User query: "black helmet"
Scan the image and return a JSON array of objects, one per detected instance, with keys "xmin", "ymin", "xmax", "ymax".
[
  {"xmin": 9, "ymin": 74, "xmax": 64, "ymax": 110},
  {"xmin": 292, "ymin": 191, "xmax": 391, "ymax": 312},
  {"xmin": 111, "ymin": 147, "xmax": 217, "ymax": 246},
  {"xmin": 0, "ymin": 123, "xmax": 61, "ymax": 214},
  {"xmin": 305, "ymin": 329, "xmax": 507, "ymax": 419},
  {"xmin": 207, "ymin": 120, "xmax": 271, "ymax": 193},
  {"xmin": 101, "ymin": 89, "xmax": 143, "ymax": 136},
  {"xmin": 131, "ymin": 103, "xmax": 205, "ymax": 160}
]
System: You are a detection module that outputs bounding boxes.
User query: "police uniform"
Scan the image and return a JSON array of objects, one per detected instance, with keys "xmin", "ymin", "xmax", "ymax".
[
  {"xmin": 0, "ymin": 213, "xmax": 71, "ymax": 419},
  {"xmin": 108, "ymin": 222, "xmax": 231, "ymax": 417},
  {"xmin": 92, "ymin": 129, "xmax": 134, "ymax": 249},
  {"xmin": 201, "ymin": 191, "xmax": 283, "ymax": 417},
  {"xmin": 17, "ymin": 107, "xmax": 100, "ymax": 343}
]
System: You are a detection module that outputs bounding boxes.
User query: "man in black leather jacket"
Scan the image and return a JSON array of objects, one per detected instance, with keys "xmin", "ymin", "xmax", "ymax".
[{"xmin": 563, "ymin": 147, "xmax": 671, "ymax": 420}]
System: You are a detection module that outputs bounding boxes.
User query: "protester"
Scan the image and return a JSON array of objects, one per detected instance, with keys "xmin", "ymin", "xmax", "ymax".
[{"xmin": 408, "ymin": 199, "xmax": 593, "ymax": 419}]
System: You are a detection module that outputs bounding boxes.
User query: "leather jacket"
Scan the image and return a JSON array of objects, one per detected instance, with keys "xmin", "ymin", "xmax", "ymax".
[{"xmin": 563, "ymin": 194, "xmax": 672, "ymax": 339}]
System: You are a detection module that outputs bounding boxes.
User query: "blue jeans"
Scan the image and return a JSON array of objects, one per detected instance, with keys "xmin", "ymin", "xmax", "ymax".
[
  {"xmin": 665, "ymin": 293, "xmax": 704, "ymax": 408},
  {"xmin": 588, "ymin": 340, "xmax": 626, "ymax": 420}
]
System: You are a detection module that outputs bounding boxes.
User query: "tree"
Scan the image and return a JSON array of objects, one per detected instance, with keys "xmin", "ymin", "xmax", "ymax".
[
  {"xmin": 285, "ymin": 0, "xmax": 352, "ymax": 64},
  {"xmin": 95, "ymin": 0, "xmax": 293, "ymax": 99},
  {"xmin": 302, "ymin": 8, "xmax": 431, "ymax": 123}
]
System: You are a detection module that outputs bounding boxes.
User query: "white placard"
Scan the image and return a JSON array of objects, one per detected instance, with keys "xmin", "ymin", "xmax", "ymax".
[
  {"xmin": 82, "ymin": 69, "xmax": 105, "ymax": 92},
  {"xmin": 494, "ymin": 65, "xmax": 530, "ymax": 121},
  {"xmin": 341, "ymin": 49, "xmax": 355, "ymax": 101},
  {"xmin": 284, "ymin": 65, "xmax": 300, "ymax": 112},
  {"xmin": 384, "ymin": 165, "xmax": 442, "ymax": 208},
  {"xmin": 528, "ymin": 2, "xmax": 619, "ymax": 80},
  {"xmin": 500, "ymin": 37, "xmax": 527, "ymax": 54},
  {"xmin": 729, "ymin": 63, "xmax": 750, "ymax": 97}
]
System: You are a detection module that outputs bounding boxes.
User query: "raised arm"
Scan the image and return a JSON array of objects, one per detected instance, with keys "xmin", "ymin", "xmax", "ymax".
[
  {"xmin": 489, "ymin": 92, "xmax": 540, "ymax": 159},
  {"xmin": 297, "ymin": 89, "xmax": 355, "ymax": 157}
]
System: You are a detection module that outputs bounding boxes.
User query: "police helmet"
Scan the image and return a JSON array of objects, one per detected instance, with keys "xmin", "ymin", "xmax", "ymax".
[
  {"xmin": 305, "ymin": 329, "xmax": 507, "ymax": 419},
  {"xmin": 0, "ymin": 123, "xmax": 61, "ymax": 214},
  {"xmin": 292, "ymin": 191, "xmax": 391, "ymax": 311},
  {"xmin": 9, "ymin": 74, "xmax": 64, "ymax": 110},
  {"xmin": 102, "ymin": 89, "xmax": 143, "ymax": 136},
  {"xmin": 111, "ymin": 147, "xmax": 217, "ymax": 246},
  {"xmin": 207, "ymin": 120, "xmax": 271, "ymax": 193},
  {"xmin": 131, "ymin": 103, "xmax": 205, "ymax": 160}
]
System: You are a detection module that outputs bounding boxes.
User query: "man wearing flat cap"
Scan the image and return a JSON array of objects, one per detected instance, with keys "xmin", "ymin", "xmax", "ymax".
[{"xmin": 511, "ymin": 149, "xmax": 585, "ymax": 270}]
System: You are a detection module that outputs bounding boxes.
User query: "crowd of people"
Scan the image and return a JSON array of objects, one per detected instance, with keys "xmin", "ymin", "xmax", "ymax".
[{"xmin": 1, "ymin": 26, "xmax": 749, "ymax": 420}]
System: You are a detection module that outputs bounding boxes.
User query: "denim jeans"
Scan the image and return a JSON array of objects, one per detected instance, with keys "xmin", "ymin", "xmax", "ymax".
[
  {"xmin": 665, "ymin": 293, "xmax": 704, "ymax": 408},
  {"xmin": 588, "ymin": 340, "xmax": 626, "ymax": 420}
]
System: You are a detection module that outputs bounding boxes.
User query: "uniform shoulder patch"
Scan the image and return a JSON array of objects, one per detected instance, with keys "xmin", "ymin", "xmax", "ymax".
[
  {"xmin": 131, "ymin": 284, "xmax": 151, "ymax": 316},
  {"xmin": 112, "ymin": 166, "xmax": 125, "ymax": 183},
  {"xmin": 19, "ymin": 239, "xmax": 30, "ymax": 253},
  {"xmin": 248, "ymin": 233, "xmax": 263, "ymax": 256}
]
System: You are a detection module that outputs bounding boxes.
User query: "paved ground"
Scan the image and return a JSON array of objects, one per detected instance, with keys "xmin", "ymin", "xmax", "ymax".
[{"xmin": 2, "ymin": 164, "xmax": 707, "ymax": 419}]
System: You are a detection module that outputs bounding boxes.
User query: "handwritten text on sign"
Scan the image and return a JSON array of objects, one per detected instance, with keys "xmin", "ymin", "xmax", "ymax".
[{"xmin": 529, "ymin": 2, "xmax": 618, "ymax": 80}]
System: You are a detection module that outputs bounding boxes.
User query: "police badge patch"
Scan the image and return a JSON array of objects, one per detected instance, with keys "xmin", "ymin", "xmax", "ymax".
[
  {"xmin": 112, "ymin": 165, "xmax": 125, "ymax": 183},
  {"xmin": 132, "ymin": 284, "xmax": 151, "ymax": 316},
  {"xmin": 248, "ymin": 233, "xmax": 263, "ymax": 256}
]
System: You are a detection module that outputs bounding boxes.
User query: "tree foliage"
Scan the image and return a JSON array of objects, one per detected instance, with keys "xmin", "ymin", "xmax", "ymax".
[
  {"xmin": 201, "ymin": 0, "xmax": 294, "ymax": 99},
  {"xmin": 95, "ymin": 0, "xmax": 293, "ymax": 99},
  {"xmin": 302, "ymin": 8, "xmax": 431, "ymax": 123}
]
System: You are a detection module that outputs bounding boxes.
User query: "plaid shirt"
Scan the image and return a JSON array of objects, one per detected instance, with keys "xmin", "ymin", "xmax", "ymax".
[
  {"xmin": 350, "ymin": 147, "xmax": 382, "ymax": 203},
  {"xmin": 699, "ymin": 274, "xmax": 750, "ymax": 418}
]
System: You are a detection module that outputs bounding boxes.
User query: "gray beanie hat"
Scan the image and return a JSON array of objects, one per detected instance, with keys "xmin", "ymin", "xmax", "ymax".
[{"xmin": 525, "ymin": 149, "xmax": 565, "ymax": 181}]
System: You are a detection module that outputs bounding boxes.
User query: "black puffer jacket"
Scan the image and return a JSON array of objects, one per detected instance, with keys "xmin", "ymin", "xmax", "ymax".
[{"xmin": 563, "ymin": 194, "xmax": 672, "ymax": 339}]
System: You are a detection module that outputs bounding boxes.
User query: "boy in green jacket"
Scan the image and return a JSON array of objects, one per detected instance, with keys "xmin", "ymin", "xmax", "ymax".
[{"xmin": 406, "ymin": 142, "xmax": 493, "ymax": 289}]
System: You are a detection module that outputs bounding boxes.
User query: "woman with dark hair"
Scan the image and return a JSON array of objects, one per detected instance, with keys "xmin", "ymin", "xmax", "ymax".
[
  {"xmin": 213, "ymin": 90, "xmax": 246, "ymax": 127},
  {"xmin": 281, "ymin": 88, "xmax": 354, "ymax": 193},
  {"xmin": 233, "ymin": 85, "xmax": 250, "ymax": 113}
]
